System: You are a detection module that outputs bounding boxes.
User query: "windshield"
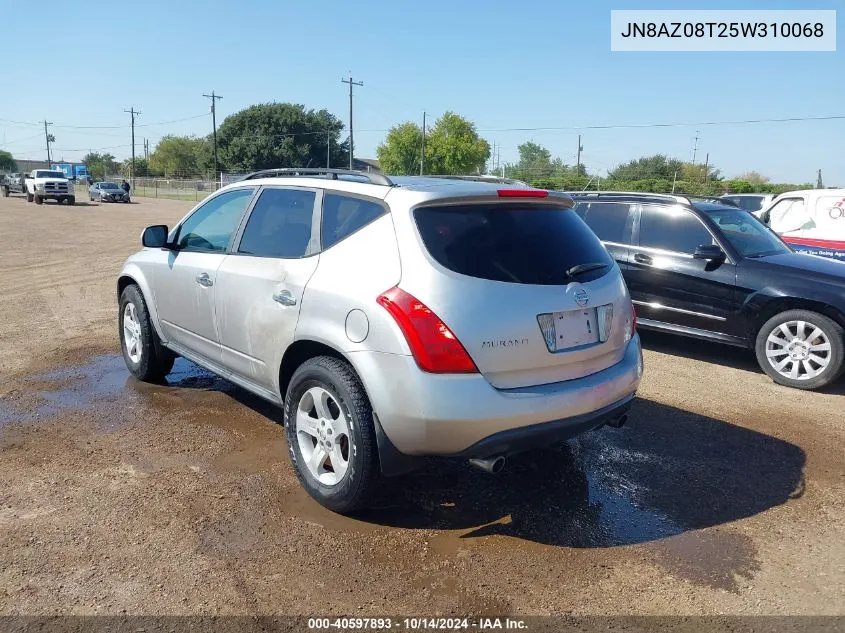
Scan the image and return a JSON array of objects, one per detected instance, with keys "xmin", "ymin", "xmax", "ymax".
[
  {"xmin": 35, "ymin": 171, "xmax": 66, "ymax": 179},
  {"xmin": 100, "ymin": 182, "xmax": 120, "ymax": 190},
  {"xmin": 706, "ymin": 208, "xmax": 791, "ymax": 257},
  {"xmin": 723, "ymin": 196, "xmax": 765, "ymax": 212},
  {"xmin": 414, "ymin": 203, "xmax": 613, "ymax": 284}
]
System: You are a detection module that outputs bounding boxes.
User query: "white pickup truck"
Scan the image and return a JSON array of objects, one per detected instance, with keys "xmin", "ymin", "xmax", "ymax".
[{"xmin": 25, "ymin": 169, "xmax": 75, "ymax": 205}]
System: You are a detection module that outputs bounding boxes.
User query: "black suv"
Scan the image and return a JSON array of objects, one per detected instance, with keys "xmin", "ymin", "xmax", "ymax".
[{"xmin": 569, "ymin": 192, "xmax": 845, "ymax": 390}]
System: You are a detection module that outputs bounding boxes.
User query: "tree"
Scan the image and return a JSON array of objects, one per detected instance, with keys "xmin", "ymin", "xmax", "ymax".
[
  {"xmin": 0, "ymin": 150, "xmax": 17, "ymax": 171},
  {"xmin": 216, "ymin": 103, "xmax": 348, "ymax": 172},
  {"xmin": 736, "ymin": 171, "xmax": 770, "ymax": 185},
  {"xmin": 149, "ymin": 135, "xmax": 208, "ymax": 177},
  {"xmin": 119, "ymin": 158, "xmax": 150, "ymax": 178},
  {"xmin": 82, "ymin": 152, "xmax": 118, "ymax": 180},
  {"xmin": 609, "ymin": 154, "xmax": 719, "ymax": 182},
  {"xmin": 502, "ymin": 141, "xmax": 581, "ymax": 181},
  {"xmin": 424, "ymin": 112, "xmax": 491, "ymax": 175},
  {"xmin": 376, "ymin": 122, "xmax": 424, "ymax": 175}
]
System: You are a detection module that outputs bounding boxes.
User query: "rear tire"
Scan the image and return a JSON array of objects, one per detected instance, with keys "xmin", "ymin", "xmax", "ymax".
[
  {"xmin": 755, "ymin": 309, "xmax": 844, "ymax": 390},
  {"xmin": 284, "ymin": 356, "xmax": 380, "ymax": 514},
  {"xmin": 119, "ymin": 284, "xmax": 176, "ymax": 382},
  {"xmin": 1, "ymin": 185, "xmax": 8, "ymax": 197},
  {"xmin": 26, "ymin": 192, "xmax": 33, "ymax": 202}
]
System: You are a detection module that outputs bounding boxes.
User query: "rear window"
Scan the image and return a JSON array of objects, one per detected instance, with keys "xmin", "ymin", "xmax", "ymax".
[
  {"xmin": 724, "ymin": 196, "xmax": 764, "ymax": 212},
  {"xmin": 414, "ymin": 203, "xmax": 614, "ymax": 285}
]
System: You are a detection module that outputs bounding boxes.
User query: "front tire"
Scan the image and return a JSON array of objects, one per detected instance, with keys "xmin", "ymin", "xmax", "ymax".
[
  {"xmin": 119, "ymin": 284, "xmax": 175, "ymax": 382},
  {"xmin": 67, "ymin": 196, "xmax": 75, "ymax": 205},
  {"xmin": 284, "ymin": 356, "xmax": 380, "ymax": 514},
  {"xmin": 755, "ymin": 309, "xmax": 844, "ymax": 390},
  {"xmin": 34, "ymin": 195, "xmax": 43, "ymax": 205}
]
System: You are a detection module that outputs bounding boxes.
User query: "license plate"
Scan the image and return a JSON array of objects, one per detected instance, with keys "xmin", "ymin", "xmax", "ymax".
[{"xmin": 538, "ymin": 308, "xmax": 599, "ymax": 352}]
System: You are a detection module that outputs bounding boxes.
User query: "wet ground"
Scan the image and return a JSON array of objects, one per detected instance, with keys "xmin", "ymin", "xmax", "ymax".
[{"xmin": 0, "ymin": 196, "xmax": 843, "ymax": 616}]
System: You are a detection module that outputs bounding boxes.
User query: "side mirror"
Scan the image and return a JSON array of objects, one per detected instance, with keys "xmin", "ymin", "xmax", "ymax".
[
  {"xmin": 693, "ymin": 244, "xmax": 725, "ymax": 261},
  {"xmin": 141, "ymin": 225, "xmax": 169, "ymax": 248}
]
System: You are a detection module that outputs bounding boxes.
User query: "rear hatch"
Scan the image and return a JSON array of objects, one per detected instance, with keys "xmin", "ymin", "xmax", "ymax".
[{"xmin": 399, "ymin": 196, "xmax": 634, "ymax": 389}]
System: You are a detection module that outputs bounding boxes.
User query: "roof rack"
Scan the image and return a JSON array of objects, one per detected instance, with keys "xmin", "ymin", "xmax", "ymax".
[
  {"xmin": 563, "ymin": 190, "xmax": 691, "ymax": 204},
  {"xmin": 422, "ymin": 174, "xmax": 531, "ymax": 186},
  {"xmin": 240, "ymin": 168, "xmax": 394, "ymax": 186}
]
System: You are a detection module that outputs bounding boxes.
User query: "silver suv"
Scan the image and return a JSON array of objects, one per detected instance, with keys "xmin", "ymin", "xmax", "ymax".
[{"xmin": 117, "ymin": 169, "xmax": 643, "ymax": 513}]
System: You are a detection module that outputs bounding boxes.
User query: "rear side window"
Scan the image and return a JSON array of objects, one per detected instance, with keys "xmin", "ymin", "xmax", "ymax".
[
  {"xmin": 414, "ymin": 203, "xmax": 613, "ymax": 285},
  {"xmin": 577, "ymin": 202, "xmax": 631, "ymax": 243},
  {"xmin": 321, "ymin": 194, "xmax": 386, "ymax": 249},
  {"xmin": 238, "ymin": 188, "xmax": 316, "ymax": 258}
]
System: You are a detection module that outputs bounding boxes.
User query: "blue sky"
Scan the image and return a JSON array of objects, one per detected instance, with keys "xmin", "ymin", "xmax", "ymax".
[{"xmin": 1, "ymin": 0, "xmax": 842, "ymax": 184}]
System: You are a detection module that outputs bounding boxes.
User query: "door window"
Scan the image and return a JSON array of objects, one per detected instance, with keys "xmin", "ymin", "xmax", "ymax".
[
  {"xmin": 175, "ymin": 188, "xmax": 255, "ymax": 252},
  {"xmin": 237, "ymin": 188, "xmax": 317, "ymax": 258},
  {"xmin": 639, "ymin": 205, "xmax": 715, "ymax": 255},
  {"xmin": 767, "ymin": 198, "xmax": 813, "ymax": 233},
  {"xmin": 577, "ymin": 202, "xmax": 631, "ymax": 243}
]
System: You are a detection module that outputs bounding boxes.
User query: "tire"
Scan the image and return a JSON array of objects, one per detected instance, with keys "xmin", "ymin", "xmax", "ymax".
[
  {"xmin": 1, "ymin": 186, "xmax": 9, "ymax": 197},
  {"xmin": 284, "ymin": 356, "xmax": 380, "ymax": 514},
  {"xmin": 755, "ymin": 309, "xmax": 845, "ymax": 390},
  {"xmin": 68, "ymin": 196, "xmax": 75, "ymax": 206},
  {"xmin": 26, "ymin": 192, "xmax": 33, "ymax": 202},
  {"xmin": 118, "ymin": 284, "xmax": 176, "ymax": 382},
  {"xmin": 34, "ymin": 195, "xmax": 43, "ymax": 205}
]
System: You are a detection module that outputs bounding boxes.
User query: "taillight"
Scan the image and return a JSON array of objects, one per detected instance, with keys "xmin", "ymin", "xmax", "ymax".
[
  {"xmin": 625, "ymin": 302, "xmax": 637, "ymax": 342},
  {"xmin": 632, "ymin": 303, "xmax": 638, "ymax": 332},
  {"xmin": 376, "ymin": 287, "xmax": 478, "ymax": 374},
  {"xmin": 496, "ymin": 188, "xmax": 548, "ymax": 198}
]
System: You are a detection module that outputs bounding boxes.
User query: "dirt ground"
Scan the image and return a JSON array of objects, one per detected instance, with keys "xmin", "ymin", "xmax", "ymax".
[{"xmin": 0, "ymin": 193, "xmax": 843, "ymax": 617}]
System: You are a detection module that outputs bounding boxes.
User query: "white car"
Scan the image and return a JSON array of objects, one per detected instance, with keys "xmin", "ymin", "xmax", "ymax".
[
  {"xmin": 721, "ymin": 193, "xmax": 775, "ymax": 217},
  {"xmin": 761, "ymin": 189, "xmax": 845, "ymax": 261}
]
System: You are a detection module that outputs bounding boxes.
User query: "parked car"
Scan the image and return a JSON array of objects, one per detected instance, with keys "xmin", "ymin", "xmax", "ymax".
[
  {"xmin": 721, "ymin": 193, "xmax": 776, "ymax": 217},
  {"xmin": 2, "ymin": 172, "xmax": 27, "ymax": 196},
  {"xmin": 25, "ymin": 169, "xmax": 74, "ymax": 205},
  {"xmin": 760, "ymin": 189, "xmax": 845, "ymax": 261},
  {"xmin": 117, "ymin": 169, "xmax": 642, "ymax": 513},
  {"xmin": 570, "ymin": 191, "xmax": 845, "ymax": 391},
  {"xmin": 89, "ymin": 181, "xmax": 130, "ymax": 203}
]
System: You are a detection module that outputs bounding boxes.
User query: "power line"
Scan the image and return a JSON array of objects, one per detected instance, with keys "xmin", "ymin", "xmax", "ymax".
[{"xmin": 0, "ymin": 113, "xmax": 207, "ymax": 130}]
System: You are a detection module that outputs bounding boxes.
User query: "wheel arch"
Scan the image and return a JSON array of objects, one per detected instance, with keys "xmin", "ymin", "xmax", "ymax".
[
  {"xmin": 116, "ymin": 269, "xmax": 167, "ymax": 342},
  {"xmin": 277, "ymin": 337, "xmax": 420, "ymax": 477},
  {"xmin": 748, "ymin": 294, "xmax": 845, "ymax": 339}
]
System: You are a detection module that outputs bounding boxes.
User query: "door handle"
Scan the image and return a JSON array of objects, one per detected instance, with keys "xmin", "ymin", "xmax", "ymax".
[
  {"xmin": 272, "ymin": 290, "xmax": 297, "ymax": 306},
  {"xmin": 633, "ymin": 253, "xmax": 653, "ymax": 265},
  {"xmin": 195, "ymin": 272, "xmax": 213, "ymax": 287}
]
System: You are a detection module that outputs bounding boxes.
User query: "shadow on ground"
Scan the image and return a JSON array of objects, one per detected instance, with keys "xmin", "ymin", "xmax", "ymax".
[{"xmin": 2, "ymin": 353, "xmax": 806, "ymax": 551}]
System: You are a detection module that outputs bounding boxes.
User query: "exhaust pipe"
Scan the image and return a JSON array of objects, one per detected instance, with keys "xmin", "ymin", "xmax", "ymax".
[
  {"xmin": 606, "ymin": 414, "xmax": 628, "ymax": 429},
  {"xmin": 468, "ymin": 455, "xmax": 506, "ymax": 474}
]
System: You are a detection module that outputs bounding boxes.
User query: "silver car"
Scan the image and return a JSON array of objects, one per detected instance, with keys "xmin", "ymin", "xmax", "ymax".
[
  {"xmin": 90, "ymin": 181, "xmax": 130, "ymax": 203},
  {"xmin": 117, "ymin": 169, "xmax": 643, "ymax": 513}
]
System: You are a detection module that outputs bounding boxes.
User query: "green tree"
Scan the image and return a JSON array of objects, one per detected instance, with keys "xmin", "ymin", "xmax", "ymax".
[
  {"xmin": 149, "ymin": 135, "xmax": 208, "ymax": 177},
  {"xmin": 119, "ymin": 158, "xmax": 150, "ymax": 178},
  {"xmin": 81, "ymin": 152, "xmax": 118, "ymax": 180},
  {"xmin": 424, "ymin": 112, "xmax": 491, "ymax": 175},
  {"xmin": 0, "ymin": 150, "xmax": 17, "ymax": 171},
  {"xmin": 376, "ymin": 122, "xmax": 424, "ymax": 175},
  {"xmin": 216, "ymin": 103, "xmax": 347, "ymax": 171},
  {"xmin": 502, "ymin": 141, "xmax": 582, "ymax": 181},
  {"xmin": 609, "ymin": 154, "xmax": 685, "ymax": 180}
]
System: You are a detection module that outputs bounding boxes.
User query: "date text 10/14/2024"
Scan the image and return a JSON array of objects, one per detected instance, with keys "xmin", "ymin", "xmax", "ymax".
[{"xmin": 307, "ymin": 617, "xmax": 528, "ymax": 630}]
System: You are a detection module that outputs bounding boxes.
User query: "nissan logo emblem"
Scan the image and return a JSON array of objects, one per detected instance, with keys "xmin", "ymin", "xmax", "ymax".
[{"xmin": 574, "ymin": 288, "xmax": 590, "ymax": 306}]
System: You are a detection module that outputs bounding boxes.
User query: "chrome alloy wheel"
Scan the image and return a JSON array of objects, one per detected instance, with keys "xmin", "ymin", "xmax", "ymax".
[
  {"xmin": 122, "ymin": 302, "xmax": 143, "ymax": 364},
  {"xmin": 295, "ymin": 386, "xmax": 351, "ymax": 486},
  {"xmin": 765, "ymin": 319, "xmax": 832, "ymax": 381}
]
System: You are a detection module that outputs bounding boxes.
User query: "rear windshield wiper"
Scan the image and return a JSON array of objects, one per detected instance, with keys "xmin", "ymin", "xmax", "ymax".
[{"xmin": 565, "ymin": 262, "xmax": 608, "ymax": 278}]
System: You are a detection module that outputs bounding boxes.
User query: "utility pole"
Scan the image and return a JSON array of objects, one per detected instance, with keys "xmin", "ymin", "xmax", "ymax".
[
  {"xmin": 420, "ymin": 111, "xmax": 426, "ymax": 175},
  {"xmin": 703, "ymin": 153, "xmax": 709, "ymax": 184},
  {"xmin": 327, "ymin": 130, "xmax": 331, "ymax": 168},
  {"xmin": 43, "ymin": 120, "xmax": 53, "ymax": 165},
  {"xmin": 124, "ymin": 107, "xmax": 140, "ymax": 187},
  {"xmin": 817, "ymin": 169, "xmax": 824, "ymax": 188},
  {"xmin": 341, "ymin": 74, "xmax": 363, "ymax": 170},
  {"xmin": 144, "ymin": 138, "xmax": 149, "ymax": 162},
  {"xmin": 691, "ymin": 130, "xmax": 700, "ymax": 164},
  {"xmin": 203, "ymin": 91, "xmax": 222, "ymax": 186},
  {"xmin": 576, "ymin": 134, "xmax": 583, "ymax": 174}
]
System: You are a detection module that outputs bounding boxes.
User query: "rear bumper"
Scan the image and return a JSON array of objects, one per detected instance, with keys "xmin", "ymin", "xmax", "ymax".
[{"xmin": 348, "ymin": 334, "xmax": 643, "ymax": 456}]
